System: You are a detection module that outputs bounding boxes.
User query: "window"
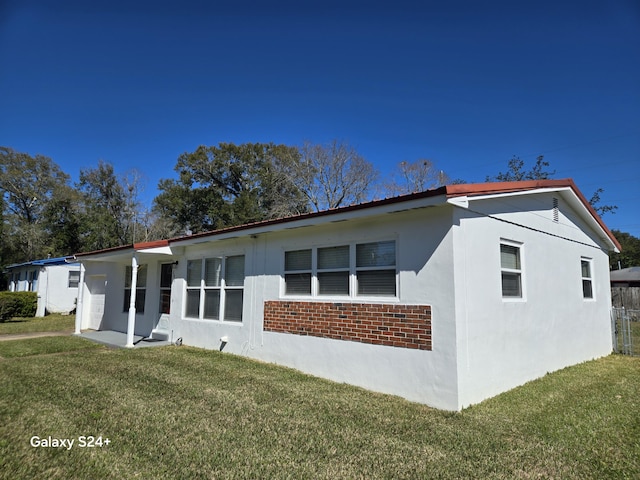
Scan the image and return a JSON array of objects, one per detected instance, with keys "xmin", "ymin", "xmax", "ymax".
[
  {"xmin": 356, "ymin": 241, "xmax": 396, "ymax": 296},
  {"xmin": 68, "ymin": 271, "xmax": 80, "ymax": 288},
  {"xmin": 185, "ymin": 255, "xmax": 245, "ymax": 322},
  {"xmin": 500, "ymin": 242, "xmax": 522, "ymax": 298},
  {"xmin": 284, "ymin": 249, "xmax": 312, "ymax": 294},
  {"xmin": 284, "ymin": 240, "xmax": 397, "ymax": 298},
  {"xmin": 581, "ymin": 258, "xmax": 593, "ymax": 299},
  {"xmin": 159, "ymin": 263, "xmax": 173, "ymax": 314},
  {"xmin": 28, "ymin": 270, "xmax": 38, "ymax": 291},
  {"xmin": 123, "ymin": 265, "xmax": 147, "ymax": 313},
  {"xmin": 318, "ymin": 245, "xmax": 350, "ymax": 295}
]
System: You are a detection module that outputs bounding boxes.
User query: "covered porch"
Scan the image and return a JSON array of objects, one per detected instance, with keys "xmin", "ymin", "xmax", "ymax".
[{"xmin": 73, "ymin": 240, "xmax": 180, "ymax": 348}]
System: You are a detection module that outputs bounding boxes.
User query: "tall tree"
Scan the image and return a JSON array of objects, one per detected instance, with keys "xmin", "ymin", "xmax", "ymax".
[
  {"xmin": 487, "ymin": 155, "xmax": 616, "ymax": 216},
  {"xmin": 0, "ymin": 147, "xmax": 73, "ymax": 261},
  {"xmin": 77, "ymin": 160, "xmax": 142, "ymax": 250},
  {"xmin": 294, "ymin": 140, "xmax": 378, "ymax": 211},
  {"xmin": 154, "ymin": 143, "xmax": 308, "ymax": 234},
  {"xmin": 610, "ymin": 230, "xmax": 640, "ymax": 270},
  {"xmin": 487, "ymin": 155, "xmax": 555, "ymax": 182},
  {"xmin": 385, "ymin": 159, "xmax": 449, "ymax": 196}
]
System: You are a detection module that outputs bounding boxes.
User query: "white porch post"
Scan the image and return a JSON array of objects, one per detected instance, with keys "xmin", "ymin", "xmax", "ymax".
[
  {"xmin": 125, "ymin": 254, "xmax": 138, "ymax": 348},
  {"xmin": 74, "ymin": 263, "xmax": 86, "ymax": 335}
]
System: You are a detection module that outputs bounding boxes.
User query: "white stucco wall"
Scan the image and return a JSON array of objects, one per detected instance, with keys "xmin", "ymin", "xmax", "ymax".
[
  {"xmin": 452, "ymin": 192, "xmax": 614, "ymax": 408},
  {"xmin": 169, "ymin": 204, "xmax": 463, "ymax": 410},
  {"xmin": 36, "ymin": 264, "xmax": 80, "ymax": 315},
  {"xmin": 7, "ymin": 263, "xmax": 79, "ymax": 316}
]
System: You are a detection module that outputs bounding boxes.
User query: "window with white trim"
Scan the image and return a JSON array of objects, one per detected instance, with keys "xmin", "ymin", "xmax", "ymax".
[
  {"xmin": 28, "ymin": 270, "xmax": 38, "ymax": 291},
  {"xmin": 68, "ymin": 270, "xmax": 80, "ymax": 288},
  {"xmin": 284, "ymin": 240, "xmax": 396, "ymax": 298},
  {"xmin": 581, "ymin": 258, "xmax": 593, "ymax": 299},
  {"xmin": 500, "ymin": 242, "xmax": 522, "ymax": 298},
  {"xmin": 123, "ymin": 265, "xmax": 147, "ymax": 313},
  {"xmin": 284, "ymin": 249, "xmax": 312, "ymax": 295},
  {"xmin": 159, "ymin": 263, "xmax": 173, "ymax": 314},
  {"xmin": 185, "ymin": 255, "xmax": 245, "ymax": 322}
]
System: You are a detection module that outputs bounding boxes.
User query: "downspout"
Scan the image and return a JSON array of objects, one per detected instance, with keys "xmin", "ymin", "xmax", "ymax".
[
  {"xmin": 125, "ymin": 253, "xmax": 139, "ymax": 348},
  {"xmin": 74, "ymin": 262, "xmax": 86, "ymax": 335}
]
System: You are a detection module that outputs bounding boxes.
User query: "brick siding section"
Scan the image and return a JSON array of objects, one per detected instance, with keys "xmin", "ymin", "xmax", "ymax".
[{"xmin": 264, "ymin": 301, "xmax": 432, "ymax": 350}]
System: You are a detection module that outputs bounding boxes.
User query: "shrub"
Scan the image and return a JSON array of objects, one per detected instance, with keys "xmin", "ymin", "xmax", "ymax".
[{"xmin": 0, "ymin": 291, "xmax": 37, "ymax": 322}]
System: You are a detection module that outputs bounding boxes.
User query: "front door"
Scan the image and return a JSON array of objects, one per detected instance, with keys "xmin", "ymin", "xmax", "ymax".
[{"xmin": 87, "ymin": 275, "xmax": 106, "ymax": 330}]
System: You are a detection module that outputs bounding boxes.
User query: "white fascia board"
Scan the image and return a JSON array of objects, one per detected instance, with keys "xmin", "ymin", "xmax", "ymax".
[
  {"xmin": 459, "ymin": 187, "xmax": 619, "ymax": 253},
  {"xmin": 171, "ymin": 194, "xmax": 448, "ymax": 247},
  {"xmin": 446, "ymin": 196, "xmax": 469, "ymax": 209},
  {"xmin": 137, "ymin": 245, "xmax": 173, "ymax": 255}
]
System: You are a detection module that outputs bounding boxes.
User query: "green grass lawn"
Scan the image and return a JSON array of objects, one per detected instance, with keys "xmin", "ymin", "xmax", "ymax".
[
  {"xmin": 0, "ymin": 313, "xmax": 75, "ymax": 335},
  {"xmin": 0, "ymin": 339, "xmax": 638, "ymax": 479},
  {"xmin": 0, "ymin": 336, "xmax": 102, "ymax": 358}
]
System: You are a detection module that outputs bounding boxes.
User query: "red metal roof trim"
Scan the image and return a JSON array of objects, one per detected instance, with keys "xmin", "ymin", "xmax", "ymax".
[
  {"xmin": 75, "ymin": 239, "xmax": 170, "ymax": 258},
  {"xmin": 445, "ymin": 179, "xmax": 621, "ymax": 251},
  {"xmin": 74, "ymin": 180, "xmax": 620, "ymax": 256}
]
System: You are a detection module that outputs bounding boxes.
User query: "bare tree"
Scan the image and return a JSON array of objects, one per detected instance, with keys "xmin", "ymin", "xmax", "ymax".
[
  {"xmin": 296, "ymin": 140, "xmax": 378, "ymax": 211},
  {"xmin": 385, "ymin": 159, "xmax": 449, "ymax": 196}
]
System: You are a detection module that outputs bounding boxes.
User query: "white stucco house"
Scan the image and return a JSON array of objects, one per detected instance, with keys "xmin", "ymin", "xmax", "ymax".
[
  {"xmin": 72, "ymin": 179, "xmax": 620, "ymax": 410},
  {"xmin": 5, "ymin": 257, "xmax": 81, "ymax": 316}
]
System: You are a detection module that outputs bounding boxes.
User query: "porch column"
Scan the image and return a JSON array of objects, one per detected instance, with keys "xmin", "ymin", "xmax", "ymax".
[
  {"xmin": 74, "ymin": 263, "xmax": 86, "ymax": 335},
  {"xmin": 125, "ymin": 254, "xmax": 139, "ymax": 348}
]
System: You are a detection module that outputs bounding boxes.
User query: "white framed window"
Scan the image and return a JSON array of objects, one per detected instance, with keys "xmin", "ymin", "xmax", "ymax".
[
  {"xmin": 68, "ymin": 270, "xmax": 80, "ymax": 288},
  {"xmin": 284, "ymin": 249, "xmax": 312, "ymax": 295},
  {"xmin": 356, "ymin": 240, "xmax": 396, "ymax": 296},
  {"xmin": 185, "ymin": 255, "xmax": 245, "ymax": 322},
  {"xmin": 581, "ymin": 257, "xmax": 594, "ymax": 299},
  {"xmin": 159, "ymin": 263, "xmax": 173, "ymax": 314},
  {"xmin": 123, "ymin": 265, "xmax": 147, "ymax": 313},
  {"xmin": 500, "ymin": 241, "xmax": 523, "ymax": 299},
  {"xmin": 28, "ymin": 270, "xmax": 38, "ymax": 292},
  {"xmin": 283, "ymin": 240, "xmax": 397, "ymax": 298}
]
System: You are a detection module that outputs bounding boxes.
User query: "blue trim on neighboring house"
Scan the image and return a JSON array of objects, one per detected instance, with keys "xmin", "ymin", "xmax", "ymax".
[{"xmin": 5, "ymin": 257, "xmax": 79, "ymax": 270}]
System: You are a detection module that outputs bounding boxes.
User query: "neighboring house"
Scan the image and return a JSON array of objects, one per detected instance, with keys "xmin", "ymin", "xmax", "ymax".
[
  {"xmin": 5, "ymin": 257, "xmax": 81, "ymax": 316},
  {"xmin": 610, "ymin": 266, "xmax": 640, "ymax": 309},
  {"xmin": 73, "ymin": 179, "xmax": 620, "ymax": 411}
]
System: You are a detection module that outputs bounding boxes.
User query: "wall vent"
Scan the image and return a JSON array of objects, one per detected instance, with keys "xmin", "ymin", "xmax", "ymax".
[{"xmin": 552, "ymin": 197, "xmax": 559, "ymax": 222}]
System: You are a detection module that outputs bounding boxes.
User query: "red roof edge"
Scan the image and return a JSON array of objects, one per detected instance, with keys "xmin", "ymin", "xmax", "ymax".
[
  {"xmin": 133, "ymin": 239, "xmax": 169, "ymax": 250},
  {"xmin": 445, "ymin": 179, "xmax": 621, "ymax": 252},
  {"xmin": 74, "ymin": 239, "xmax": 170, "ymax": 258},
  {"xmin": 74, "ymin": 179, "xmax": 620, "ymax": 257}
]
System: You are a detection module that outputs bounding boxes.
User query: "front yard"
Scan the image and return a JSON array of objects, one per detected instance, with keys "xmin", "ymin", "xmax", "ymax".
[
  {"xmin": 0, "ymin": 313, "xmax": 74, "ymax": 335},
  {"xmin": 0, "ymin": 336, "xmax": 638, "ymax": 479}
]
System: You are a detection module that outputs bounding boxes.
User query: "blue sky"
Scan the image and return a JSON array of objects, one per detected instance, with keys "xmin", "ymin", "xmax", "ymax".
[{"xmin": 1, "ymin": 0, "xmax": 639, "ymax": 237}]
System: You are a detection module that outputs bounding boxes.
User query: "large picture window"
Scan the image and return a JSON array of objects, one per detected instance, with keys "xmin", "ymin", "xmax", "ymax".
[
  {"xmin": 500, "ymin": 242, "xmax": 522, "ymax": 298},
  {"xmin": 185, "ymin": 255, "xmax": 245, "ymax": 322},
  {"xmin": 284, "ymin": 240, "xmax": 396, "ymax": 298},
  {"xmin": 123, "ymin": 265, "xmax": 147, "ymax": 313}
]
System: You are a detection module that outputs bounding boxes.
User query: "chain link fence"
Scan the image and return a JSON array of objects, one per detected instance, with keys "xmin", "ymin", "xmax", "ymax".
[{"xmin": 611, "ymin": 307, "xmax": 639, "ymax": 356}]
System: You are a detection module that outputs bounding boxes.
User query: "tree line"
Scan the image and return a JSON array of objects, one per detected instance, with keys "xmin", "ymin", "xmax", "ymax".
[{"xmin": 1, "ymin": 142, "xmax": 635, "ymax": 275}]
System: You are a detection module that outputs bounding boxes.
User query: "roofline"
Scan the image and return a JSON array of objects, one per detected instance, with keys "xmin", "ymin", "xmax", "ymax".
[
  {"xmin": 167, "ymin": 187, "xmax": 449, "ymax": 245},
  {"xmin": 5, "ymin": 256, "xmax": 80, "ymax": 269},
  {"xmin": 71, "ymin": 179, "xmax": 620, "ymax": 257},
  {"xmin": 444, "ymin": 179, "xmax": 621, "ymax": 252},
  {"xmin": 74, "ymin": 240, "xmax": 170, "ymax": 259}
]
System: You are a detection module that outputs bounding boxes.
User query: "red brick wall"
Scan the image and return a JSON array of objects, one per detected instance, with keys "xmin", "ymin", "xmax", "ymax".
[{"xmin": 264, "ymin": 301, "xmax": 432, "ymax": 350}]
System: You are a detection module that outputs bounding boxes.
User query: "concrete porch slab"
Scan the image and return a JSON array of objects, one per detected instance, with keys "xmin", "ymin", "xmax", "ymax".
[{"xmin": 78, "ymin": 330, "xmax": 172, "ymax": 349}]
